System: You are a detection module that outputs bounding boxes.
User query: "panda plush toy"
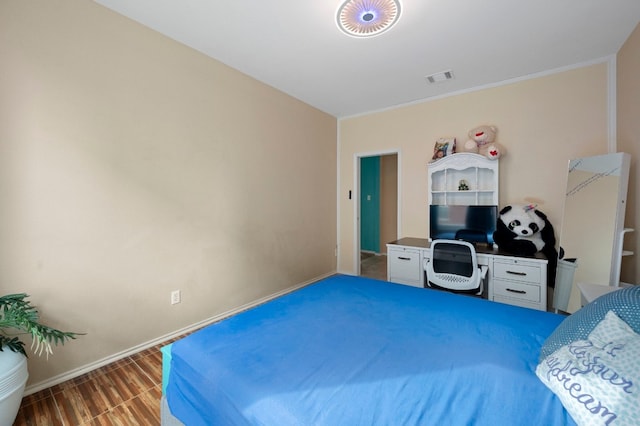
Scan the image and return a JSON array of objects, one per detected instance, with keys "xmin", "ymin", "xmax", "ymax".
[{"xmin": 493, "ymin": 204, "xmax": 558, "ymax": 288}]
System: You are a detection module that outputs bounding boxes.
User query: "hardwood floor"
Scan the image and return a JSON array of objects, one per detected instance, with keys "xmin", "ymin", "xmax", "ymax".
[
  {"xmin": 14, "ymin": 263, "xmax": 388, "ymax": 426},
  {"xmin": 13, "ymin": 339, "xmax": 175, "ymax": 426}
]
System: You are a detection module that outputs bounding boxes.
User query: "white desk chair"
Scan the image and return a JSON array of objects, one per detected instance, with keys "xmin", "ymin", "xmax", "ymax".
[{"xmin": 425, "ymin": 240, "xmax": 488, "ymax": 296}]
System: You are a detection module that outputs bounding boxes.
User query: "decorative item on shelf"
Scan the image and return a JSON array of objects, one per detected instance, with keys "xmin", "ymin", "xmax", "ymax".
[
  {"xmin": 430, "ymin": 137, "xmax": 456, "ymax": 162},
  {"xmin": 463, "ymin": 125, "xmax": 505, "ymax": 160},
  {"xmin": 458, "ymin": 179, "xmax": 470, "ymax": 191},
  {"xmin": 0, "ymin": 293, "xmax": 84, "ymax": 425}
]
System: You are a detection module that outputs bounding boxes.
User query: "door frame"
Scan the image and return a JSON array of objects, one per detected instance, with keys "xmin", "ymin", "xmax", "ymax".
[{"xmin": 353, "ymin": 149, "xmax": 401, "ymax": 275}]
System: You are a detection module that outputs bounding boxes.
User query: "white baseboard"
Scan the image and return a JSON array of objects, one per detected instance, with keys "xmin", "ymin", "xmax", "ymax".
[{"xmin": 24, "ymin": 272, "xmax": 335, "ymax": 395}]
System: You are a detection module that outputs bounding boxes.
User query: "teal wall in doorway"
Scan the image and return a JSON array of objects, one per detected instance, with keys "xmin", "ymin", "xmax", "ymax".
[{"xmin": 360, "ymin": 156, "xmax": 380, "ymax": 252}]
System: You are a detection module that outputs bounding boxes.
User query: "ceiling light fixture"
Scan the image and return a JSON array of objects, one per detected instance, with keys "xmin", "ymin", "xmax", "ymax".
[{"xmin": 336, "ymin": 0, "xmax": 401, "ymax": 38}]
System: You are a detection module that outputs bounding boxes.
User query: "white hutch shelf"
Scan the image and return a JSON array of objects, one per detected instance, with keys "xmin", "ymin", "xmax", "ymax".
[{"xmin": 428, "ymin": 153, "xmax": 499, "ymax": 206}]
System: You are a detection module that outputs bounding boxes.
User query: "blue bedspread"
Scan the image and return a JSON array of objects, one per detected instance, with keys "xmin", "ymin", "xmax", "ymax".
[{"xmin": 167, "ymin": 275, "xmax": 575, "ymax": 425}]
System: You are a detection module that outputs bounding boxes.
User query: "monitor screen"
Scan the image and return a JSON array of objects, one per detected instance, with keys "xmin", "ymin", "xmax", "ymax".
[{"xmin": 429, "ymin": 205, "xmax": 497, "ymax": 244}]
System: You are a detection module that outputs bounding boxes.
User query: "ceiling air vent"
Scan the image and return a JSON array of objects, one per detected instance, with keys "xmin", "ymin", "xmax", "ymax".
[{"xmin": 425, "ymin": 70, "xmax": 454, "ymax": 84}]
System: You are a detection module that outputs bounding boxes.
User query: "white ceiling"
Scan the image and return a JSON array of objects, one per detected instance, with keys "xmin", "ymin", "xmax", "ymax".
[{"xmin": 94, "ymin": 0, "xmax": 640, "ymax": 118}]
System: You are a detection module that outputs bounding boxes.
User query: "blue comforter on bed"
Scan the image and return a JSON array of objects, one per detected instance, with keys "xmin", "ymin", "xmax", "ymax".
[{"xmin": 167, "ymin": 275, "xmax": 575, "ymax": 425}]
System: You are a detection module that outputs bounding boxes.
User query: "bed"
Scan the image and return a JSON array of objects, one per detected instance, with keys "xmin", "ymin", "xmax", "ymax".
[
  {"xmin": 163, "ymin": 275, "xmax": 596, "ymax": 426},
  {"xmin": 160, "ymin": 274, "xmax": 602, "ymax": 425},
  {"xmin": 163, "ymin": 274, "xmax": 640, "ymax": 425}
]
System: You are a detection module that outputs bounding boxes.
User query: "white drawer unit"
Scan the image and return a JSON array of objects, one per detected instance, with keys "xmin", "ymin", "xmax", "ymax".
[
  {"xmin": 493, "ymin": 280, "xmax": 540, "ymax": 304},
  {"xmin": 386, "ymin": 238, "xmax": 550, "ymax": 311},
  {"xmin": 493, "ymin": 261, "xmax": 542, "ymax": 284},
  {"xmin": 492, "ymin": 258, "xmax": 547, "ymax": 311},
  {"xmin": 387, "ymin": 246, "xmax": 423, "ymax": 287}
]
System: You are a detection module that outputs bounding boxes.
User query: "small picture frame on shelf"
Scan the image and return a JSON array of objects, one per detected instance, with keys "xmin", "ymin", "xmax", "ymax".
[{"xmin": 430, "ymin": 138, "xmax": 456, "ymax": 162}]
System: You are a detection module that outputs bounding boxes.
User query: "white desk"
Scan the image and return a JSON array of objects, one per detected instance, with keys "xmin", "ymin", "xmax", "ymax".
[{"xmin": 387, "ymin": 237, "xmax": 549, "ymax": 311}]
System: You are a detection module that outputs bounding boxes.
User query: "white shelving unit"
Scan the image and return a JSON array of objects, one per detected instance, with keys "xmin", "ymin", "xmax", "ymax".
[
  {"xmin": 614, "ymin": 228, "xmax": 635, "ymax": 287},
  {"xmin": 620, "ymin": 228, "xmax": 635, "ymax": 257},
  {"xmin": 428, "ymin": 153, "xmax": 499, "ymax": 206}
]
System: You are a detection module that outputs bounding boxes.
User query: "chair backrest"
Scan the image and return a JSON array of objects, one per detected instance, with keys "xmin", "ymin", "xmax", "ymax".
[{"xmin": 426, "ymin": 239, "xmax": 484, "ymax": 293}]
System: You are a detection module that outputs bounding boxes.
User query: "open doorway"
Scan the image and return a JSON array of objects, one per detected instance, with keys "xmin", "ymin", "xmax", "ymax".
[{"xmin": 356, "ymin": 152, "xmax": 399, "ymax": 280}]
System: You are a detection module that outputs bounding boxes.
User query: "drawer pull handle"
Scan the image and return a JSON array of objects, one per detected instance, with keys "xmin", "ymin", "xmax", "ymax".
[
  {"xmin": 398, "ymin": 256, "xmax": 411, "ymax": 261},
  {"xmin": 506, "ymin": 288, "xmax": 527, "ymax": 294},
  {"xmin": 506, "ymin": 270, "xmax": 527, "ymax": 276}
]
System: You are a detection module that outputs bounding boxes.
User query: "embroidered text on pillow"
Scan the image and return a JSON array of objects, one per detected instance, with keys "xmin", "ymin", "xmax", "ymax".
[
  {"xmin": 541, "ymin": 354, "xmax": 618, "ymax": 425},
  {"xmin": 564, "ymin": 341, "xmax": 634, "ymax": 391},
  {"xmin": 536, "ymin": 310, "xmax": 640, "ymax": 426}
]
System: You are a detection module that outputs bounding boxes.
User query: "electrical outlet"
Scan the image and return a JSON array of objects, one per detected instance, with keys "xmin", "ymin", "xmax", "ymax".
[{"xmin": 171, "ymin": 290, "xmax": 181, "ymax": 305}]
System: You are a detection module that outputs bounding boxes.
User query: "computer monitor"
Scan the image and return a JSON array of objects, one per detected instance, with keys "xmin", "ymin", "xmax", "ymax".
[{"xmin": 429, "ymin": 205, "xmax": 498, "ymax": 244}]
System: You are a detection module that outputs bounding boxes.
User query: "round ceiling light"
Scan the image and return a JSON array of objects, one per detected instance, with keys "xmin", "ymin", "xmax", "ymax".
[{"xmin": 336, "ymin": 0, "xmax": 401, "ymax": 38}]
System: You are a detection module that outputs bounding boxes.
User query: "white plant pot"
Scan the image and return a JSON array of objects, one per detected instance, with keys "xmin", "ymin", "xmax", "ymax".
[{"xmin": 0, "ymin": 348, "xmax": 29, "ymax": 426}]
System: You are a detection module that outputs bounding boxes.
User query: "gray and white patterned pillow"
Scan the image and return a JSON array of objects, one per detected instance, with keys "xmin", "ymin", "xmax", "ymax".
[
  {"xmin": 536, "ymin": 311, "xmax": 640, "ymax": 426},
  {"xmin": 540, "ymin": 285, "xmax": 640, "ymax": 361}
]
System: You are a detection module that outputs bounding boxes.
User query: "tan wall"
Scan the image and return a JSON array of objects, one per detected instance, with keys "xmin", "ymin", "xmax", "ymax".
[
  {"xmin": 379, "ymin": 154, "xmax": 398, "ymax": 254},
  {"xmin": 339, "ymin": 64, "xmax": 610, "ymax": 273},
  {"xmin": 0, "ymin": 1, "xmax": 337, "ymax": 386},
  {"xmin": 618, "ymin": 23, "xmax": 640, "ymax": 284}
]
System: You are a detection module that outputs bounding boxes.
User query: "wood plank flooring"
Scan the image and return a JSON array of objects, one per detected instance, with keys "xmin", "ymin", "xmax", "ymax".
[
  {"xmin": 14, "ymin": 263, "xmax": 388, "ymax": 426},
  {"xmin": 13, "ymin": 340, "xmax": 173, "ymax": 426}
]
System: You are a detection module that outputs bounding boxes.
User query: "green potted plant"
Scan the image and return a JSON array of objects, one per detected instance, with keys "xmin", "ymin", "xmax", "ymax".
[{"xmin": 0, "ymin": 293, "xmax": 82, "ymax": 425}]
